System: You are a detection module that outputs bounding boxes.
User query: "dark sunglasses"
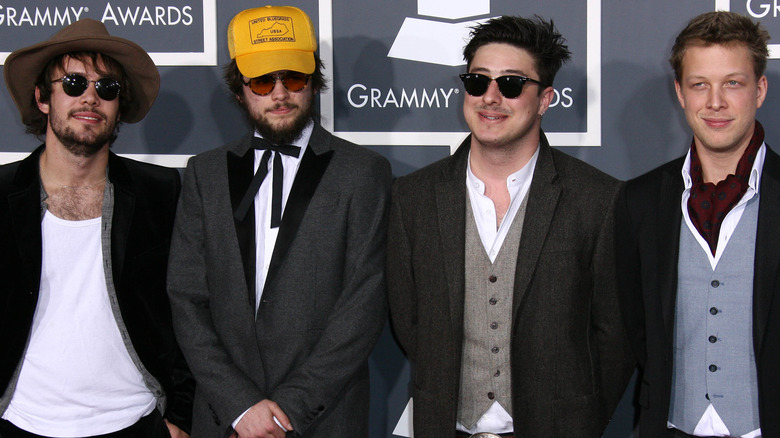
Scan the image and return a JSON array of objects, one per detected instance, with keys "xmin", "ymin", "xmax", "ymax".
[
  {"xmin": 51, "ymin": 73, "xmax": 121, "ymax": 101},
  {"xmin": 243, "ymin": 72, "xmax": 310, "ymax": 96},
  {"xmin": 459, "ymin": 73, "xmax": 545, "ymax": 99}
]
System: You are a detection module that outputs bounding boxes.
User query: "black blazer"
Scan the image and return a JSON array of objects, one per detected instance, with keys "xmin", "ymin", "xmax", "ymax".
[
  {"xmin": 0, "ymin": 146, "xmax": 194, "ymax": 432},
  {"xmin": 615, "ymin": 146, "xmax": 780, "ymax": 437}
]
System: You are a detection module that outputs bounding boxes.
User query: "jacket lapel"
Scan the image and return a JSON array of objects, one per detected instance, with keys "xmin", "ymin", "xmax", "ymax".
[
  {"xmin": 436, "ymin": 138, "xmax": 469, "ymax": 336},
  {"xmin": 227, "ymin": 139, "xmax": 257, "ymax": 305},
  {"xmin": 264, "ymin": 125, "xmax": 333, "ymax": 293},
  {"xmin": 512, "ymin": 134, "xmax": 561, "ymax": 316},
  {"xmin": 8, "ymin": 147, "xmax": 45, "ymax": 296},
  {"xmin": 107, "ymin": 153, "xmax": 135, "ymax": 285},
  {"xmin": 657, "ymin": 161, "xmax": 684, "ymax": 341},
  {"xmin": 753, "ymin": 146, "xmax": 780, "ymax": 355}
]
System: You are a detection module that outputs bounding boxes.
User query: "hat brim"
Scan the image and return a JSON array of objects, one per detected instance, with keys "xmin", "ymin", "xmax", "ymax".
[
  {"xmin": 4, "ymin": 28, "xmax": 159, "ymax": 124},
  {"xmin": 236, "ymin": 50, "xmax": 315, "ymax": 79}
]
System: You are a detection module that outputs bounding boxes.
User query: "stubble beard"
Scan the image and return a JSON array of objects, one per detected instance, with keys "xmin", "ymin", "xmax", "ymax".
[{"xmin": 49, "ymin": 107, "xmax": 116, "ymax": 158}]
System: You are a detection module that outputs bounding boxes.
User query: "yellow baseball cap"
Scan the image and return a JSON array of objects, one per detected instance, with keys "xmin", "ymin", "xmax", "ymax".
[{"xmin": 227, "ymin": 6, "xmax": 317, "ymax": 78}]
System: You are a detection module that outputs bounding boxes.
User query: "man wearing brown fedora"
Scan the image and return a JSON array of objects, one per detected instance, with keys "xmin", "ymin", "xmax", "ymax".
[
  {"xmin": 0, "ymin": 19, "xmax": 193, "ymax": 438},
  {"xmin": 167, "ymin": 5, "xmax": 390, "ymax": 438}
]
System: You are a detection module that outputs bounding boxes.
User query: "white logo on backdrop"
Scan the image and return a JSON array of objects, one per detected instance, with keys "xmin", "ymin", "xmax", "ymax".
[
  {"xmin": 716, "ymin": 0, "xmax": 780, "ymax": 57},
  {"xmin": 319, "ymin": 0, "xmax": 603, "ymax": 151},
  {"xmin": 0, "ymin": 1, "xmax": 217, "ymax": 66},
  {"xmin": 387, "ymin": 0, "xmax": 493, "ymax": 66}
]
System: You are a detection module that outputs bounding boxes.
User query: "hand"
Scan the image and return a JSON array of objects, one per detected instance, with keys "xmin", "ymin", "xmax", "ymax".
[
  {"xmin": 164, "ymin": 419, "xmax": 190, "ymax": 438},
  {"xmin": 234, "ymin": 399, "xmax": 293, "ymax": 438}
]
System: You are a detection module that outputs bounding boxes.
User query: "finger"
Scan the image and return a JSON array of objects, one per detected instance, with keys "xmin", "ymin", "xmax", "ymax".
[{"xmin": 267, "ymin": 403, "xmax": 293, "ymax": 431}]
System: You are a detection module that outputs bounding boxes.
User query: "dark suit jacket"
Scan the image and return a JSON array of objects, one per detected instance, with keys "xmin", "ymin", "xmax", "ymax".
[
  {"xmin": 387, "ymin": 132, "xmax": 634, "ymax": 437},
  {"xmin": 0, "ymin": 146, "xmax": 194, "ymax": 432},
  {"xmin": 167, "ymin": 124, "xmax": 391, "ymax": 437},
  {"xmin": 615, "ymin": 146, "xmax": 780, "ymax": 438}
]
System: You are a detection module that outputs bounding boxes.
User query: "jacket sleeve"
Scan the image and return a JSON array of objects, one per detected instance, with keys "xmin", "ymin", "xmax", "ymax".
[
  {"xmin": 614, "ymin": 182, "xmax": 648, "ymax": 369},
  {"xmin": 386, "ymin": 180, "xmax": 418, "ymax": 363},
  {"xmin": 591, "ymin": 185, "xmax": 637, "ymax": 415}
]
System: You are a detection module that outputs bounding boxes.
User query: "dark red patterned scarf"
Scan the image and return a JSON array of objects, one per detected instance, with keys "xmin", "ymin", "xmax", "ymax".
[{"xmin": 687, "ymin": 121, "xmax": 763, "ymax": 255}]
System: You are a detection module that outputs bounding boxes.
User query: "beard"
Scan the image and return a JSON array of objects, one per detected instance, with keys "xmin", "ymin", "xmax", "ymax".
[
  {"xmin": 48, "ymin": 106, "xmax": 117, "ymax": 158},
  {"xmin": 247, "ymin": 98, "xmax": 314, "ymax": 145}
]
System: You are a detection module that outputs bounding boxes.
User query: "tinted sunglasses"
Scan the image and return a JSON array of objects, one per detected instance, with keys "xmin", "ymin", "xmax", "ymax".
[
  {"xmin": 459, "ymin": 73, "xmax": 545, "ymax": 99},
  {"xmin": 243, "ymin": 72, "xmax": 310, "ymax": 96},
  {"xmin": 51, "ymin": 73, "xmax": 121, "ymax": 101}
]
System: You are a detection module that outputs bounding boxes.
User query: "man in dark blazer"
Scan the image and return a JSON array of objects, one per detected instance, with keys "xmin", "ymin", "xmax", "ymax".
[
  {"xmin": 616, "ymin": 11, "xmax": 780, "ymax": 438},
  {"xmin": 387, "ymin": 16, "xmax": 633, "ymax": 437},
  {"xmin": 0, "ymin": 19, "xmax": 193, "ymax": 437},
  {"xmin": 166, "ymin": 6, "xmax": 391, "ymax": 438}
]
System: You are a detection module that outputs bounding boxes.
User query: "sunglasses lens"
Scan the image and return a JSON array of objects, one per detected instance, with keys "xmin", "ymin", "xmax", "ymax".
[
  {"xmin": 95, "ymin": 78, "xmax": 121, "ymax": 101},
  {"xmin": 496, "ymin": 76, "xmax": 524, "ymax": 99},
  {"xmin": 249, "ymin": 75, "xmax": 276, "ymax": 95},
  {"xmin": 60, "ymin": 74, "xmax": 89, "ymax": 97},
  {"xmin": 282, "ymin": 72, "xmax": 309, "ymax": 92},
  {"xmin": 460, "ymin": 74, "xmax": 490, "ymax": 97}
]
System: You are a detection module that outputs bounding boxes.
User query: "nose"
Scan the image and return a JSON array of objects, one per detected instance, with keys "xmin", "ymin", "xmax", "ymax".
[
  {"xmin": 481, "ymin": 78, "xmax": 502, "ymax": 104},
  {"xmin": 707, "ymin": 87, "xmax": 726, "ymax": 111},
  {"xmin": 80, "ymin": 81, "xmax": 100, "ymax": 105},
  {"xmin": 270, "ymin": 76, "xmax": 289, "ymax": 100}
]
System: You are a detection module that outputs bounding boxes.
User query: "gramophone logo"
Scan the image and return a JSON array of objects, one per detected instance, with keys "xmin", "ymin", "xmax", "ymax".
[{"xmin": 388, "ymin": 0, "xmax": 494, "ymax": 66}]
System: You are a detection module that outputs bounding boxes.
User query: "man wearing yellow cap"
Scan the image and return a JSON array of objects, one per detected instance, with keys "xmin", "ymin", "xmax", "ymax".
[{"xmin": 167, "ymin": 6, "xmax": 391, "ymax": 438}]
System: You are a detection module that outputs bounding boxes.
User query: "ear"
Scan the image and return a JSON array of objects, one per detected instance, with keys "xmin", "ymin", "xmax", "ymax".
[
  {"xmin": 35, "ymin": 86, "xmax": 50, "ymax": 115},
  {"xmin": 674, "ymin": 80, "xmax": 685, "ymax": 109},
  {"xmin": 538, "ymin": 86, "xmax": 555, "ymax": 116},
  {"xmin": 756, "ymin": 75, "xmax": 768, "ymax": 109}
]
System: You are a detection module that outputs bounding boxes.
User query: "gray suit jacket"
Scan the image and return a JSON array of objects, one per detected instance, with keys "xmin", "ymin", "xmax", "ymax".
[
  {"xmin": 167, "ymin": 124, "xmax": 391, "ymax": 437},
  {"xmin": 387, "ymin": 132, "xmax": 634, "ymax": 437}
]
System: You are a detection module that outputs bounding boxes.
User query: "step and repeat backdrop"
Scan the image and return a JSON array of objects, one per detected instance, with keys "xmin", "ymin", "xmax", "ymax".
[{"xmin": 2, "ymin": 0, "xmax": 780, "ymax": 436}]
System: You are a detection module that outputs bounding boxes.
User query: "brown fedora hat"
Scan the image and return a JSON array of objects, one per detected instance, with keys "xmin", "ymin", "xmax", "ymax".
[{"xmin": 4, "ymin": 18, "xmax": 159, "ymax": 124}]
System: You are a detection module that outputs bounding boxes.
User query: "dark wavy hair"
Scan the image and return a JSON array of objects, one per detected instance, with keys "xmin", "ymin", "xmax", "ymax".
[
  {"xmin": 670, "ymin": 11, "xmax": 769, "ymax": 83},
  {"xmin": 28, "ymin": 52, "xmax": 129, "ymax": 142},
  {"xmin": 463, "ymin": 15, "xmax": 571, "ymax": 91}
]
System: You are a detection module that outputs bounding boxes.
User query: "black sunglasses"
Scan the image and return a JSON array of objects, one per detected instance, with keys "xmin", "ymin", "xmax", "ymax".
[
  {"xmin": 459, "ymin": 73, "xmax": 545, "ymax": 99},
  {"xmin": 51, "ymin": 73, "xmax": 121, "ymax": 101},
  {"xmin": 243, "ymin": 72, "xmax": 310, "ymax": 96}
]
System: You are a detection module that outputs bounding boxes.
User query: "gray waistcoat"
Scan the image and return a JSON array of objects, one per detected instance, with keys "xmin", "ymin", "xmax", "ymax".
[
  {"xmin": 457, "ymin": 193, "xmax": 528, "ymax": 429},
  {"xmin": 669, "ymin": 195, "xmax": 760, "ymax": 435}
]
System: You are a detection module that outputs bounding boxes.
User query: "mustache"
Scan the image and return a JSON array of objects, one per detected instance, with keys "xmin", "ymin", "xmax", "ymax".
[{"xmin": 68, "ymin": 106, "xmax": 108, "ymax": 120}]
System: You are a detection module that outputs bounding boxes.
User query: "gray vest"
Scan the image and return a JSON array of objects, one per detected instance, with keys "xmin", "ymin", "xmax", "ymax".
[
  {"xmin": 669, "ymin": 195, "xmax": 760, "ymax": 436},
  {"xmin": 457, "ymin": 192, "xmax": 528, "ymax": 429}
]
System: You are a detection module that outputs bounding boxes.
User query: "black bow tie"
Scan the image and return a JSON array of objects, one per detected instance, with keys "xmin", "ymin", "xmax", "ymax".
[{"xmin": 233, "ymin": 137, "xmax": 302, "ymax": 227}]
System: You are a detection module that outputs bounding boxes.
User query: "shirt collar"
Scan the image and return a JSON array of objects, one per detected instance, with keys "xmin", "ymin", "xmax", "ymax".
[
  {"xmin": 466, "ymin": 145, "xmax": 540, "ymax": 196},
  {"xmin": 681, "ymin": 142, "xmax": 766, "ymax": 192},
  {"xmin": 253, "ymin": 120, "xmax": 314, "ymax": 158}
]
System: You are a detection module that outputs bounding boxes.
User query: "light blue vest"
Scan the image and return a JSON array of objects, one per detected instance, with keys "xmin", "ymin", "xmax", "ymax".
[{"xmin": 669, "ymin": 195, "xmax": 760, "ymax": 436}]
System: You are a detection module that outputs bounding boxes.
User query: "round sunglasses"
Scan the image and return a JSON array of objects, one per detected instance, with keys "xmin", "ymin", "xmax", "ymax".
[
  {"xmin": 51, "ymin": 73, "xmax": 121, "ymax": 101},
  {"xmin": 243, "ymin": 72, "xmax": 310, "ymax": 96},
  {"xmin": 459, "ymin": 73, "xmax": 545, "ymax": 99}
]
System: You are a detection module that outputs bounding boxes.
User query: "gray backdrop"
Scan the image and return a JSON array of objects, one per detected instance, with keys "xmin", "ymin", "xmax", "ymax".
[{"xmin": 2, "ymin": 0, "xmax": 778, "ymax": 436}]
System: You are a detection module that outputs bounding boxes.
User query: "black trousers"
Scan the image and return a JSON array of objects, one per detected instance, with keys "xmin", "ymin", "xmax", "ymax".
[{"xmin": 0, "ymin": 410, "xmax": 170, "ymax": 438}]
